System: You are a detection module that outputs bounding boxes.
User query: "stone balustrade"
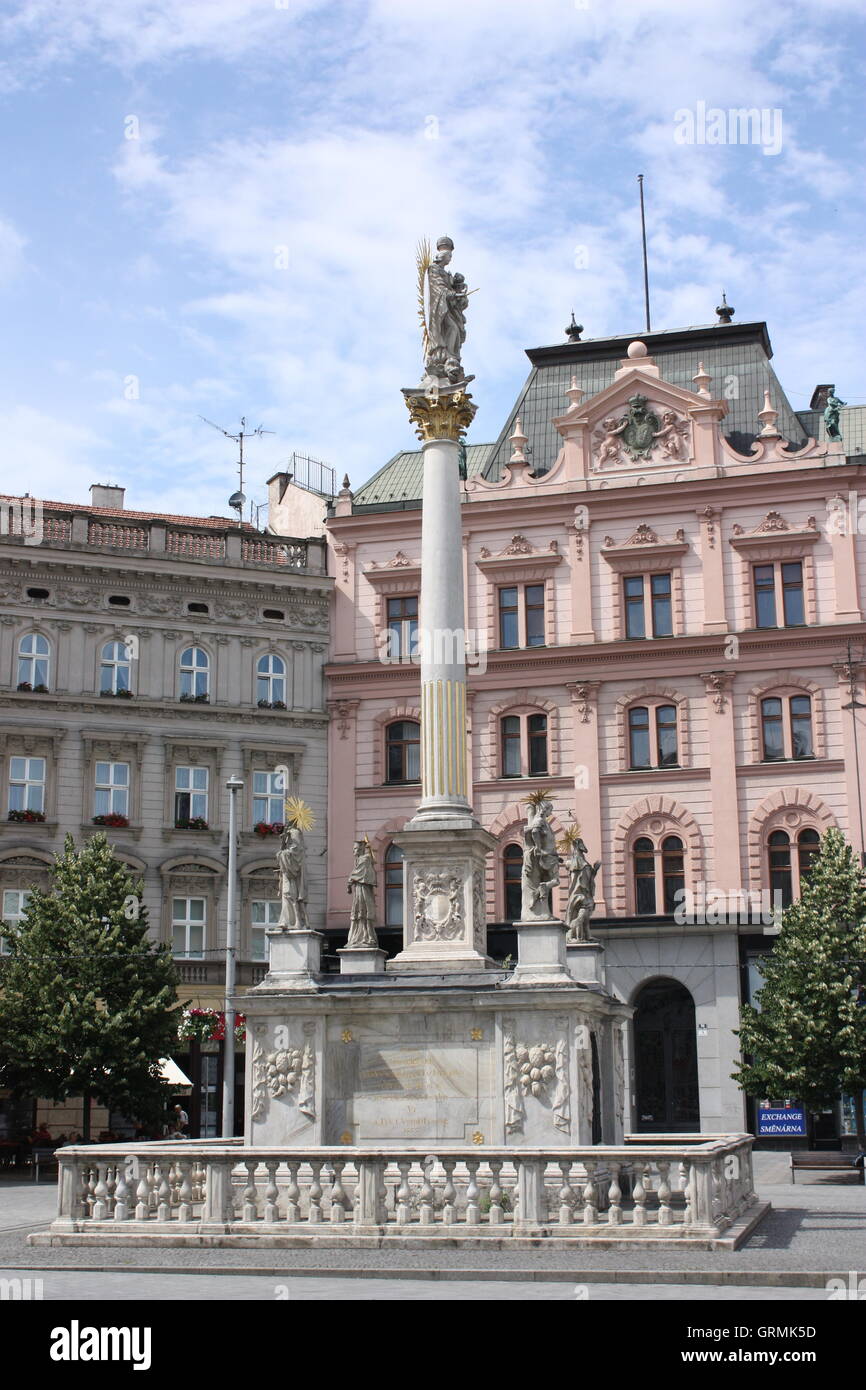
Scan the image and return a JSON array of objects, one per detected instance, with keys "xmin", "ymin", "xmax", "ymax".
[{"xmin": 36, "ymin": 1135, "xmax": 761, "ymax": 1248}]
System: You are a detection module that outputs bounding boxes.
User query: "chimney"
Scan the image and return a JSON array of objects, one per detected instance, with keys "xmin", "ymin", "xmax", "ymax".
[{"xmin": 89, "ymin": 483, "xmax": 125, "ymax": 510}]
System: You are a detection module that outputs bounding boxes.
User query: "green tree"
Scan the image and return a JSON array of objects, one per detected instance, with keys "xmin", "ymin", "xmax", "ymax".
[
  {"xmin": 734, "ymin": 827, "xmax": 866, "ymax": 1146},
  {"xmin": 0, "ymin": 833, "xmax": 180, "ymax": 1138}
]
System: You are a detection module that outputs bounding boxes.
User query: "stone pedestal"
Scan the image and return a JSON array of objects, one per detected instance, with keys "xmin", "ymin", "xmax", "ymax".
[
  {"xmin": 506, "ymin": 916, "xmax": 571, "ymax": 986},
  {"xmin": 566, "ymin": 940, "xmax": 606, "ymax": 986},
  {"xmin": 337, "ymin": 946, "xmax": 387, "ymax": 975},
  {"xmin": 387, "ymin": 820, "xmax": 496, "ymax": 972},
  {"xmin": 261, "ymin": 929, "xmax": 323, "ymax": 990}
]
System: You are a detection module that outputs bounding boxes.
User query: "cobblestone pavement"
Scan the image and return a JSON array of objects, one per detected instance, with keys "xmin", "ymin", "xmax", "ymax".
[{"xmin": 2, "ymin": 1150, "xmax": 862, "ymax": 1291}]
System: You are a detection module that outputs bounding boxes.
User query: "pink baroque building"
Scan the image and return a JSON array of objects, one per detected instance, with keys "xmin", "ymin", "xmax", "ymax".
[{"xmin": 323, "ymin": 314, "xmax": 866, "ymax": 1139}]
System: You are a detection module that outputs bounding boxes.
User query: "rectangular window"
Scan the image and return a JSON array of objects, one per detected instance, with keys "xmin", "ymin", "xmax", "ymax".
[
  {"xmin": 175, "ymin": 766, "xmax": 208, "ymax": 822},
  {"xmin": 624, "ymin": 576, "xmax": 645, "ymax": 639},
  {"xmin": 94, "ymin": 760, "xmax": 129, "ymax": 818},
  {"xmin": 524, "ymin": 585, "xmax": 546, "ymax": 647},
  {"xmin": 8, "ymin": 756, "xmax": 46, "ymax": 813},
  {"xmin": 628, "ymin": 707, "xmax": 651, "ymax": 768},
  {"xmin": 782, "ymin": 561, "xmax": 804, "ymax": 626},
  {"xmin": 172, "ymin": 896, "xmax": 205, "ymax": 958},
  {"xmin": 386, "ymin": 595, "xmax": 418, "ymax": 661},
  {"xmin": 790, "ymin": 695, "xmax": 813, "ymax": 759},
  {"xmin": 250, "ymin": 899, "xmax": 280, "ymax": 961},
  {"xmin": 1, "ymin": 887, "xmax": 30, "ymax": 954},
  {"xmin": 761, "ymin": 698, "xmax": 784, "ymax": 761},
  {"xmin": 501, "ymin": 716, "xmax": 521, "ymax": 777},
  {"xmin": 650, "ymin": 573, "xmax": 672, "ymax": 637},
  {"xmin": 498, "ymin": 587, "xmax": 519, "ymax": 649},
  {"xmin": 754, "ymin": 564, "xmax": 777, "ymax": 628},
  {"xmin": 252, "ymin": 771, "xmax": 284, "ymax": 825},
  {"xmin": 528, "ymin": 714, "xmax": 548, "ymax": 775},
  {"xmin": 656, "ymin": 705, "xmax": 678, "ymax": 766}
]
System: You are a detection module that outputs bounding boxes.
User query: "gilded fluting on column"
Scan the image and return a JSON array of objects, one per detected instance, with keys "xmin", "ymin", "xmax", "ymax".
[{"xmin": 421, "ymin": 679, "xmax": 469, "ymax": 800}]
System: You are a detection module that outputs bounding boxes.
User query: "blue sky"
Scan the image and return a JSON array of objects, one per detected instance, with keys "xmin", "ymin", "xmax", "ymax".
[{"xmin": 0, "ymin": 0, "xmax": 863, "ymax": 523}]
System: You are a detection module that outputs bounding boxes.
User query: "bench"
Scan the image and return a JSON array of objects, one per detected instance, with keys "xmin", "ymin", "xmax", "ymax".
[{"xmin": 790, "ymin": 1151, "xmax": 865, "ymax": 1184}]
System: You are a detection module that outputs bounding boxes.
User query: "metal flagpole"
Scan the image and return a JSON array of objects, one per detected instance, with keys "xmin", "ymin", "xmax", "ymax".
[{"xmin": 221, "ymin": 776, "xmax": 243, "ymax": 1137}]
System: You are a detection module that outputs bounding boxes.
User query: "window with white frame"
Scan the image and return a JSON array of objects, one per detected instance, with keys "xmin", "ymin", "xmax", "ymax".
[
  {"xmin": 760, "ymin": 695, "xmax": 814, "ymax": 761},
  {"xmin": 500, "ymin": 712, "xmax": 548, "ymax": 778},
  {"xmin": 171, "ymin": 896, "xmax": 205, "ymax": 957},
  {"xmin": 1, "ymin": 888, "xmax": 30, "ymax": 954},
  {"xmin": 17, "ymin": 633, "xmax": 50, "ymax": 689},
  {"xmin": 256, "ymin": 653, "xmax": 286, "ymax": 705},
  {"xmin": 179, "ymin": 646, "xmax": 209, "ymax": 699},
  {"xmin": 94, "ymin": 761, "xmax": 129, "ymax": 818},
  {"xmin": 8, "ymin": 756, "xmax": 46, "ymax": 814},
  {"xmin": 175, "ymin": 766, "xmax": 208, "ymax": 823},
  {"xmin": 252, "ymin": 771, "xmax": 284, "ymax": 826},
  {"xmin": 100, "ymin": 640, "xmax": 132, "ymax": 694},
  {"xmin": 250, "ymin": 899, "xmax": 280, "ymax": 960}
]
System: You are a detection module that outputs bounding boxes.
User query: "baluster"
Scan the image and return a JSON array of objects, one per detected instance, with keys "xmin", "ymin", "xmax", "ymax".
[
  {"xmin": 395, "ymin": 1161, "xmax": 413, "ymax": 1224},
  {"xmin": 683, "ymin": 1162, "xmax": 695, "ymax": 1225},
  {"xmin": 167, "ymin": 1162, "xmax": 179, "ymax": 1207},
  {"xmin": 632, "ymin": 1161, "xmax": 647, "ymax": 1226},
  {"xmin": 85, "ymin": 1165, "xmax": 97, "ymax": 1217},
  {"xmin": 329, "ymin": 1161, "xmax": 349, "ymax": 1223},
  {"xmin": 607, "ymin": 1162, "xmax": 622, "ymax": 1225},
  {"xmin": 156, "ymin": 1163, "xmax": 172, "ymax": 1222},
  {"xmin": 191, "ymin": 1160, "xmax": 204, "ymax": 1203},
  {"xmin": 70, "ymin": 1161, "xmax": 88, "ymax": 1222},
  {"xmin": 178, "ymin": 1160, "xmax": 194, "ymax": 1223},
  {"xmin": 113, "ymin": 1163, "xmax": 130, "ymax": 1222},
  {"xmin": 711, "ymin": 1158, "xmax": 723, "ymax": 1224},
  {"xmin": 557, "ymin": 1160, "xmax": 576, "ymax": 1226},
  {"xmin": 657, "ymin": 1160, "xmax": 672, "ymax": 1226},
  {"xmin": 419, "ymin": 1158, "xmax": 435, "ymax": 1225},
  {"xmin": 308, "ymin": 1161, "xmax": 323, "ymax": 1224},
  {"xmin": 264, "ymin": 1161, "xmax": 280, "ymax": 1222},
  {"xmin": 488, "ymin": 1161, "xmax": 504, "ymax": 1225},
  {"xmin": 582, "ymin": 1160, "xmax": 598, "ymax": 1225},
  {"xmin": 242, "ymin": 1161, "xmax": 259, "ymax": 1221},
  {"xmin": 284, "ymin": 1162, "xmax": 301, "ymax": 1222},
  {"xmin": 105, "ymin": 1164, "xmax": 117, "ymax": 1216},
  {"xmin": 92, "ymin": 1164, "xmax": 109, "ymax": 1221},
  {"xmin": 441, "ymin": 1160, "xmax": 456, "ymax": 1225},
  {"xmin": 464, "ymin": 1161, "xmax": 480, "ymax": 1225},
  {"xmin": 135, "ymin": 1164, "xmax": 151, "ymax": 1222}
]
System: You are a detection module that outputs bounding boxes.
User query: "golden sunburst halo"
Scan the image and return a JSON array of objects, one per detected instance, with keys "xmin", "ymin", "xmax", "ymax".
[
  {"xmin": 557, "ymin": 823, "xmax": 583, "ymax": 853},
  {"xmin": 283, "ymin": 796, "xmax": 315, "ymax": 832},
  {"xmin": 524, "ymin": 786, "xmax": 554, "ymax": 808}
]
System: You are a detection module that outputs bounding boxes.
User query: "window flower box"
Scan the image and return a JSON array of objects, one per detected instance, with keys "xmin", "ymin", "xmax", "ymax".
[
  {"xmin": 7, "ymin": 809, "xmax": 46, "ymax": 823},
  {"xmin": 16, "ymin": 682, "xmax": 48, "ymax": 693},
  {"xmin": 257, "ymin": 699, "xmax": 288, "ymax": 711},
  {"xmin": 179, "ymin": 693, "xmax": 210, "ymax": 704},
  {"xmin": 92, "ymin": 813, "xmax": 130, "ymax": 828},
  {"xmin": 100, "ymin": 688, "xmax": 134, "ymax": 699},
  {"xmin": 174, "ymin": 816, "xmax": 209, "ymax": 831},
  {"xmin": 253, "ymin": 821, "xmax": 284, "ymax": 837},
  {"xmin": 178, "ymin": 1007, "xmax": 246, "ymax": 1045}
]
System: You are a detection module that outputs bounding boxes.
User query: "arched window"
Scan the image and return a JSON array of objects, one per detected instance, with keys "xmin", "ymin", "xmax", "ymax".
[
  {"xmin": 100, "ymin": 640, "xmax": 131, "ymax": 694},
  {"xmin": 384, "ymin": 844, "xmax": 404, "ymax": 927},
  {"xmin": 633, "ymin": 832, "xmax": 687, "ymax": 916},
  {"xmin": 256, "ymin": 653, "xmax": 286, "ymax": 706},
  {"xmin": 386, "ymin": 720, "xmax": 420, "ymax": 784},
  {"xmin": 179, "ymin": 646, "xmax": 209, "ymax": 700},
  {"xmin": 503, "ymin": 843, "xmax": 523, "ymax": 922},
  {"xmin": 761, "ymin": 695, "xmax": 813, "ymax": 761},
  {"xmin": 499, "ymin": 712, "xmax": 548, "ymax": 778},
  {"xmin": 628, "ymin": 703, "xmax": 678, "ymax": 769},
  {"xmin": 17, "ymin": 633, "xmax": 50, "ymax": 690},
  {"xmin": 767, "ymin": 826, "xmax": 821, "ymax": 907}
]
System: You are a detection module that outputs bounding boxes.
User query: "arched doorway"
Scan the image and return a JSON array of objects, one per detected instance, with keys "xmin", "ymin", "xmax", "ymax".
[{"xmin": 633, "ymin": 979, "xmax": 700, "ymax": 1132}]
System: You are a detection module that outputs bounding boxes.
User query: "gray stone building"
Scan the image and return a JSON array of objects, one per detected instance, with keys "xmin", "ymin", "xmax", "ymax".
[{"xmin": 0, "ymin": 483, "xmax": 331, "ymax": 1135}]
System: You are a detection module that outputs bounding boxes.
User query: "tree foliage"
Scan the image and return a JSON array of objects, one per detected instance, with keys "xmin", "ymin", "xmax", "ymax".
[
  {"xmin": 0, "ymin": 833, "xmax": 180, "ymax": 1132},
  {"xmin": 734, "ymin": 827, "xmax": 866, "ymax": 1142}
]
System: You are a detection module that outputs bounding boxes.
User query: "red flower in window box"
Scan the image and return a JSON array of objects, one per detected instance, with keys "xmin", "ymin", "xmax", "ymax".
[
  {"xmin": 175, "ymin": 816, "xmax": 209, "ymax": 831},
  {"xmin": 7, "ymin": 809, "xmax": 46, "ymax": 823},
  {"xmin": 92, "ymin": 813, "xmax": 130, "ymax": 828},
  {"xmin": 253, "ymin": 821, "xmax": 284, "ymax": 837}
]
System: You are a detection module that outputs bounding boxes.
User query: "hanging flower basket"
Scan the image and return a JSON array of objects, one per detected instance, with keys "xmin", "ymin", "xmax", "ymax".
[
  {"xmin": 178, "ymin": 1008, "xmax": 246, "ymax": 1045},
  {"xmin": 253, "ymin": 821, "xmax": 284, "ymax": 837},
  {"xmin": 93, "ymin": 813, "xmax": 130, "ymax": 828}
]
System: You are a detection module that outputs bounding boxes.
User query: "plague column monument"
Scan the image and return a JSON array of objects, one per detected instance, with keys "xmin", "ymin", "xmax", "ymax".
[{"xmin": 240, "ymin": 237, "xmax": 630, "ymax": 1153}]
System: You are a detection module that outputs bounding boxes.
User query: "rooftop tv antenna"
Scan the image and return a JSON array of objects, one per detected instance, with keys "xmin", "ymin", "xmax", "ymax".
[{"xmin": 199, "ymin": 415, "xmax": 274, "ymax": 521}]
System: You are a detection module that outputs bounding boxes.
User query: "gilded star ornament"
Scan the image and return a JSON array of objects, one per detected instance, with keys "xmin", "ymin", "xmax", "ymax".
[
  {"xmin": 470, "ymin": 1028, "xmax": 483, "ymax": 1041},
  {"xmin": 341, "ymin": 1028, "xmax": 353, "ymax": 1043}
]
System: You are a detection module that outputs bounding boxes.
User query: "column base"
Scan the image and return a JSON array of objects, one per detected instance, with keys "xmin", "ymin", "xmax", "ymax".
[
  {"xmin": 388, "ymin": 824, "xmax": 496, "ymax": 972},
  {"xmin": 505, "ymin": 917, "xmax": 572, "ymax": 986},
  {"xmin": 260, "ymin": 929, "xmax": 323, "ymax": 989},
  {"xmin": 565, "ymin": 940, "xmax": 606, "ymax": 986},
  {"xmin": 337, "ymin": 946, "xmax": 387, "ymax": 975}
]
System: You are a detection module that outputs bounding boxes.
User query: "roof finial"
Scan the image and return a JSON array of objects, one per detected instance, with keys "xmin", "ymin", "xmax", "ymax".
[
  {"xmin": 565, "ymin": 311, "xmax": 583, "ymax": 343},
  {"xmin": 715, "ymin": 291, "xmax": 735, "ymax": 325},
  {"xmin": 758, "ymin": 389, "xmax": 780, "ymax": 438}
]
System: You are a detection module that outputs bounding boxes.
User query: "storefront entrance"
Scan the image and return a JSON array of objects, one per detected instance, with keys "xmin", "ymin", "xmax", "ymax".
[{"xmin": 633, "ymin": 979, "xmax": 700, "ymax": 1132}]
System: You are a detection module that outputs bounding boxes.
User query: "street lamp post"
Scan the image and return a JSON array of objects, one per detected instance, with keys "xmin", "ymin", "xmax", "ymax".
[{"xmin": 221, "ymin": 775, "xmax": 243, "ymax": 1138}]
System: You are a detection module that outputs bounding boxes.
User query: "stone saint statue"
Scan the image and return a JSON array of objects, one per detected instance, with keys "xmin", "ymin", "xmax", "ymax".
[
  {"xmin": 422, "ymin": 236, "xmax": 470, "ymax": 385},
  {"xmin": 564, "ymin": 837, "xmax": 601, "ymax": 942},
  {"xmin": 521, "ymin": 798, "xmax": 561, "ymax": 920},
  {"xmin": 824, "ymin": 392, "xmax": 845, "ymax": 441},
  {"xmin": 276, "ymin": 826, "xmax": 308, "ymax": 930},
  {"xmin": 346, "ymin": 840, "xmax": 378, "ymax": 948}
]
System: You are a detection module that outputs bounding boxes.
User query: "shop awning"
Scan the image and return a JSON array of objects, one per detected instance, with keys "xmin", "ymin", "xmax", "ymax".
[{"xmin": 158, "ymin": 1057, "xmax": 193, "ymax": 1092}]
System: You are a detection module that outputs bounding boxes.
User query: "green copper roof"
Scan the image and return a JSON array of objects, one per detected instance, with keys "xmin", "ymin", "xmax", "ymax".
[{"xmin": 353, "ymin": 441, "xmax": 494, "ymax": 509}]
